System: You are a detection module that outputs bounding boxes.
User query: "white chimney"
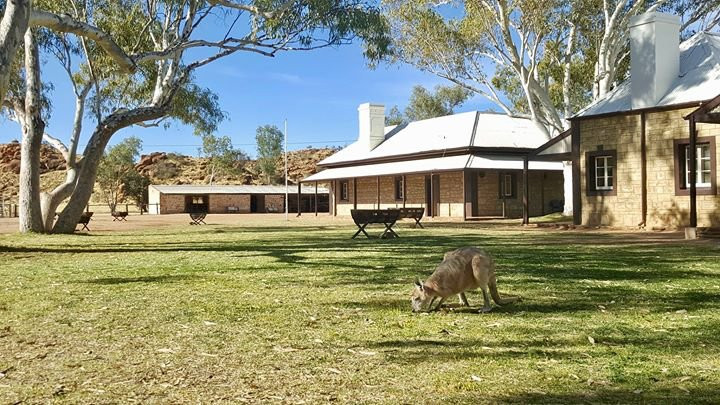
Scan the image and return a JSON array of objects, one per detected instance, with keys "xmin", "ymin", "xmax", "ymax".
[
  {"xmin": 358, "ymin": 103, "xmax": 385, "ymax": 151},
  {"xmin": 629, "ymin": 12, "xmax": 681, "ymax": 109}
]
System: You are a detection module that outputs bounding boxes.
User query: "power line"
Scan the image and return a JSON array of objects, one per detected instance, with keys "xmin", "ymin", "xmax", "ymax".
[{"xmin": 142, "ymin": 139, "xmax": 353, "ymax": 148}]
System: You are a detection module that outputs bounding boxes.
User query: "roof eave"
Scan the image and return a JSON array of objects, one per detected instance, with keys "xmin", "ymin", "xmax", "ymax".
[
  {"xmin": 318, "ymin": 146, "xmax": 538, "ymax": 169},
  {"xmin": 570, "ymin": 100, "xmax": 707, "ymax": 121}
]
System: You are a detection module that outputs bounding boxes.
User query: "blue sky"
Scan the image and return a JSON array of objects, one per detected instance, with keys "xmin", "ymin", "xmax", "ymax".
[{"xmin": 0, "ymin": 40, "xmax": 497, "ymax": 159}]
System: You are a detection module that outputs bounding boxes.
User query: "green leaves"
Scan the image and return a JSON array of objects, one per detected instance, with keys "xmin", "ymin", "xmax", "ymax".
[
  {"xmin": 387, "ymin": 84, "xmax": 471, "ymax": 125},
  {"xmin": 96, "ymin": 136, "xmax": 144, "ymax": 211},
  {"xmin": 200, "ymin": 134, "xmax": 248, "ymax": 184},
  {"xmin": 255, "ymin": 124, "xmax": 284, "ymax": 184}
]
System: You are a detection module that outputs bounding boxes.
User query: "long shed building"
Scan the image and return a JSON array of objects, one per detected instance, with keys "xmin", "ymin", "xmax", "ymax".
[{"xmin": 147, "ymin": 184, "xmax": 328, "ymax": 214}]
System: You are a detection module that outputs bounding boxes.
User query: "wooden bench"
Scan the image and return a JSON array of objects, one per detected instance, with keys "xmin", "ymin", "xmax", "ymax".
[
  {"xmin": 77, "ymin": 212, "xmax": 93, "ymax": 231},
  {"xmin": 350, "ymin": 209, "xmax": 400, "ymax": 239},
  {"xmin": 189, "ymin": 212, "xmax": 207, "ymax": 225},
  {"xmin": 397, "ymin": 207, "xmax": 425, "ymax": 228},
  {"xmin": 111, "ymin": 211, "xmax": 128, "ymax": 221}
]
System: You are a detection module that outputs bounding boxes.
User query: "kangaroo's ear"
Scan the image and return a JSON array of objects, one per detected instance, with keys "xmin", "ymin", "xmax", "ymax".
[{"xmin": 414, "ymin": 278, "xmax": 423, "ymax": 289}]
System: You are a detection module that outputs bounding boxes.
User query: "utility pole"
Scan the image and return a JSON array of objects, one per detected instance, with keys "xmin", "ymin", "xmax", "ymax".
[{"xmin": 284, "ymin": 119, "xmax": 289, "ymax": 222}]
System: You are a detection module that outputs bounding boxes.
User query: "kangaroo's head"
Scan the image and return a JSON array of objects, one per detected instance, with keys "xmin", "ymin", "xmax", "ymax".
[{"xmin": 411, "ymin": 278, "xmax": 435, "ymax": 312}]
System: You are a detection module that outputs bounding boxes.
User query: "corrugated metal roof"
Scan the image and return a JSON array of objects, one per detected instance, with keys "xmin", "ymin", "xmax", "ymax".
[
  {"xmin": 303, "ymin": 154, "xmax": 562, "ymax": 182},
  {"xmin": 150, "ymin": 185, "xmax": 328, "ymax": 195},
  {"xmin": 318, "ymin": 111, "xmax": 549, "ymax": 167},
  {"xmin": 575, "ymin": 32, "xmax": 720, "ymax": 118}
]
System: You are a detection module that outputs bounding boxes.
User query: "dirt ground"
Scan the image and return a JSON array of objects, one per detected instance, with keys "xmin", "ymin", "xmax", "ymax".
[
  {"xmin": 0, "ymin": 213, "xmax": 347, "ymax": 234},
  {"xmin": 0, "ymin": 212, "xmax": 700, "ymax": 246}
]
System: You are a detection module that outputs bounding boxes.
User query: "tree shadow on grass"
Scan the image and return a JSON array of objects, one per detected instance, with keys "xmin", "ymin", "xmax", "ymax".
[
  {"xmin": 368, "ymin": 338, "xmax": 582, "ymax": 363},
  {"xmin": 366, "ymin": 318, "xmax": 720, "ymax": 365},
  {"xmin": 477, "ymin": 386, "xmax": 720, "ymax": 404},
  {"xmin": 81, "ymin": 274, "xmax": 198, "ymax": 285}
]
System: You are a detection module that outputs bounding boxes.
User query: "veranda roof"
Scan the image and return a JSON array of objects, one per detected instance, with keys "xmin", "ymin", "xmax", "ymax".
[
  {"xmin": 150, "ymin": 185, "xmax": 328, "ymax": 194},
  {"xmin": 302, "ymin": 154, "xmax": 562, "ymax": 182}
]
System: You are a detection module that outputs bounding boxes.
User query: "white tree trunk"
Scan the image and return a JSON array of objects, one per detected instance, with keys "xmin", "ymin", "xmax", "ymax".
[
  {"xmin": 39, "ymin": 169, "xmax": 78, "ymax": 232},
  {"xmin": 18, "ymin": 28, "xmax": 44, "ymax": 233},
  {"xmin": 562, "ymin": 161, "xmax": 573, "ymax": 217},
  {"xmin": 53, "ymin": 104, "xmax": 173, "ymax": 233},
  {"xmin": 0, "ymin": 0, "xmax": 31, "ymax": 107}
]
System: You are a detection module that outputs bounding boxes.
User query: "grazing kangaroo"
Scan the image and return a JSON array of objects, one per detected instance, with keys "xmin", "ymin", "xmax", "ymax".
[{"xmin": 411, "ymin": 247, "xmax": 520, "ymax": 313}]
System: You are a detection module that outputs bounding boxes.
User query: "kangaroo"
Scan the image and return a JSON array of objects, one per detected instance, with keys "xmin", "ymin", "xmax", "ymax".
[{"xmin": 411, "ymin": 247, "xmax": 520, "ymax": 313}]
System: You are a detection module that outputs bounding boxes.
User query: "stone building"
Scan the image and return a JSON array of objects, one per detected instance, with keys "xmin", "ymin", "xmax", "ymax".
[
  {"xmin": 147, "ymin": 185, "xmax": 328, "ymax": 215},
  {"xmin": 536, "ymin": 12, "xmax": 720, "ymax": 233},
  {"xmin": 302, "ymin": 104, "xmax": 565, "ymax": 220}
]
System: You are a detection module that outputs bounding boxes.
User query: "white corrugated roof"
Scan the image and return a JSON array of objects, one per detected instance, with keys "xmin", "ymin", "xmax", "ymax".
[
  {"xmin": 150, "ymin": 185, "xmax": 328, "ymax": 194},
  {"xmin": 303, "ymin": 154, "xmax": 562, "ymax": 182},
  {"xmin": 472, "ymin": 114, "xmax": 549, "ymax": 148},
  {"xmin": 318, "ymin": 111, "xmax": 549, "ymax": 166},
  {"xmin": 575, "ymin": 32, "xmax": 720, "ymax": 118}
]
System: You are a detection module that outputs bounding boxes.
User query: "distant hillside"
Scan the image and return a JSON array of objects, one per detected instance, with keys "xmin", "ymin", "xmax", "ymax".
[{"xmin": 0, "ymin": 142, "xmax": 337, "ymax": 201}]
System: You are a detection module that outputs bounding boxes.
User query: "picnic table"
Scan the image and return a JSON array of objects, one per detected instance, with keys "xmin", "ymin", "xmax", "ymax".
[
  {"xmin": 77, "ymin": 212, "xmax": 93, "ymax": 231},
  {"xmin": 111, "ymin": 211, "xmax": 128, "ymax": 221},
  {"xmin": 397, "ymin": 207, "xmax": 425, "ymax": 228},
  {"xmin": 350, "ymin": 209, "xmax": 400, "ymax": 239},
  {"xmin": 189, "ymin": 211, "xmax": 207, "ymax": 225}
]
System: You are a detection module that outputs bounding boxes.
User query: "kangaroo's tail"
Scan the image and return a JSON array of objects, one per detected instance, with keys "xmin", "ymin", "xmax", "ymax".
[{"xmin": 489, "ymin": 277, "xmax": 520, "ymax": 305}]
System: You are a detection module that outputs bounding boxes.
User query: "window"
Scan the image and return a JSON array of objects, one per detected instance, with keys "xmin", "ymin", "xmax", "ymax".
[
  {"xmin": 674, "ymin": 137, "xmax": 716, "ymax": 196},
  {"xmin": 586, "ymin": 149, "xmax": 617, "ymax": 196},
  {"xmin": 498, "ymin": 173, "xmax": 516, "ymax": 199},
  {"xmin": 340, "ymin": 180, "xmax": 349, "ymax": 201},
  {"xmin": 684, "ymin": 144, "xmax": 711, "ymax": 187},
  {"xmin": 594, "ymin": 155, "xmax": 614, "ymax": 191},
  {"xmin": 394, "ymin": 176, "xmax": 404, "ymax": 200},
  {"xmin": 192, "ymin": 196, "xmax": 204, "ymax": 204}
]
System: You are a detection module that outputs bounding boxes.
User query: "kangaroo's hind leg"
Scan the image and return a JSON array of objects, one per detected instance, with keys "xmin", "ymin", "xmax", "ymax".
[{"xmin": 459, "ymin": 292, "xmax": 470, "ymax": 307}]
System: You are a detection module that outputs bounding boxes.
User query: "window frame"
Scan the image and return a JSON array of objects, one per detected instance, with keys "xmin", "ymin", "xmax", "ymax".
[
  {"xmin": 585, "ymin": 149, "xmax": 617, "ymax": 196},
  {"xmin": 394, "ymin": 176, "xmax": 404, "ymax": 201},
  {"xmin": 497, "ymin": 172, "xmax": 517, "ymax": 199},
  {"xmin": 673, "ymin": 136, "xmax": 717, "ymax": 196},
  {"xmin": 594, "ymin": 155, "xmax": 614, "ymax": 191},
  {"xmin": 339, "ymin": 180, "xmax": 349, "ymax": 201}
]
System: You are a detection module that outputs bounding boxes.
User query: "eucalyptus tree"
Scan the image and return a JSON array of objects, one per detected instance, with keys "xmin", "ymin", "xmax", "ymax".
[
  {"xmin": 255, "ymin": 124, "xmax": 284, "ymax": 184},
  {"xmin": 200, "ymin": 134, "xmax": 247, "ymax": 185},
  {"xmin": 96, "ymin": 136, "xmax": 143, "ymax": 213},
  {"xmin": 6, "ymin": 0, "xmax": 389, "ymax": 233},
  {"xmin": 386, "ymin": 84, "xmax": 471, "ymax": 125}
]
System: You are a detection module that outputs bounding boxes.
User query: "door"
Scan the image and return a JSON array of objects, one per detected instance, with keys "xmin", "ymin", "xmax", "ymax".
[
  {"xmin": 432, "ymin": 174, "xmax": 440, "ymax": 216},
  {"xmin": 464, "ymin": 170, "xmax": 478, "ymax": 217},
  {"xmin": 425, "ymin": 176, "xmax": 432, "ymax": 216},
  {"xmin": 425, "ymin": 175, "xmax": 440, "ymax": 217}
]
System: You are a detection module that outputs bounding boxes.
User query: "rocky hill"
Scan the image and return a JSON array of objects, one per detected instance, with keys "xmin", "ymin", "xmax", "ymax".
[{"xmin": 0, "ymin": 142, "xmax": 337, "ymax": 201}]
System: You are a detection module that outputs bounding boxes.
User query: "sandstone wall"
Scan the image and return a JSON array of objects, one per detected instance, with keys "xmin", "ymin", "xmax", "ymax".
[{"xmin": 578, "ymin": 108, "xmax": 719, "ymax": 228}]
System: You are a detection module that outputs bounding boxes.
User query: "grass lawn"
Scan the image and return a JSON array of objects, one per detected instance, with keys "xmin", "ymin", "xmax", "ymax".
[{"xmin": 1, "ymin": 220, "xmax": 719, "ymax": 403}]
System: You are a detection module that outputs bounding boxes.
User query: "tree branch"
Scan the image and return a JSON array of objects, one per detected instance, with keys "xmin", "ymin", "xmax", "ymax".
[{"xmin": 29, "ymin": 9, "xmax": 136, "ymax": 73}]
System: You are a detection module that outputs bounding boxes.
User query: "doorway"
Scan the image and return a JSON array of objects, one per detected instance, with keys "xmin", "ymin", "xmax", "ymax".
[
  {"xmin": 425, "ymin": 175, "xmax": 440, "ymax": 217},
  {"xmin": 185, "ymin": 194, "xmax": 209, "ymax": 213},
  {"xmin": 250, "ymin": 194, "xmax": 265, "ymax": 213}
]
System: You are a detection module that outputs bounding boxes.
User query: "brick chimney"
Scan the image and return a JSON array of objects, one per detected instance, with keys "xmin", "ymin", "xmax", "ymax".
[
  {"xmin": 358, "ymin": 103, "xmax": 385, "ymax": 151},
  {"xmin": 629, "ymin": 12, "xmax": 681, "ymax": 109}
]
